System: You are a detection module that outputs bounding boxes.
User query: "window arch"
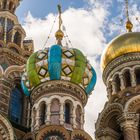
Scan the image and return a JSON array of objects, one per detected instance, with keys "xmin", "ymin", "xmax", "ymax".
[
  {"xmin": 39, "ymin": 102, "xmax": 46, "ymax": 126},
  {"xmin": 135, "ymin": 69, "xmax": 140, "ymax": 85},
  {"xmin": 9, "ymin": 2, "xmax": 13, "ymax": 11},
  {"xmin": 64, "ymin": 102, "xmax": 72, "ymax": 124},
  {"xmin": 106, "ymin": 113, "xmax": 124, "ymax": 140},
  {"xmin": 114, "ymin": 75, "xmax": 121, "ymax": 92},
  {"xmin": 9, "ymin": 83, "xmax": 23, "ymax": 124},
  {"xmin": 124, "ymin": 70, "xmax": 131, "ymax": 87},
  {"xmin": 14, "ymin": 31, "xmax": 21, "ymax": 46}
]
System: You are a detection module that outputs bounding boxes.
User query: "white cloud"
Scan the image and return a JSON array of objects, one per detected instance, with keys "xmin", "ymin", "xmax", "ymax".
[
  {"xmin": 107, "ymin": 0, "xmax": 140, "ymax": 37},
  {"xmin": 23, "ymin": 3, "xmax": 108, "ymax": 139}
]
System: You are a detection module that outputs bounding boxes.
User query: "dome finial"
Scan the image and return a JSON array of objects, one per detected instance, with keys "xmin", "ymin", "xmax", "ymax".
[
  {"xmin": 55, "ymin": 4, "xmax": 64, "ymax": 45},
  {"xmin": 125, "ymin": 0, "xmax": 133, "ymax": 32}
]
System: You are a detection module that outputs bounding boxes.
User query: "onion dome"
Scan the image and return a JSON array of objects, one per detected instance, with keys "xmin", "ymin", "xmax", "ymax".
[
  {"xmin": 21, "ymin": 5, "xmax": 96, "ymax": 96},
  {"xmin": 101, "ymin": 0, "xmax": 140, "ymax": 71},
  {"xmin": 101, "ymin": 32, "xmax": 140, "ymax": 71},
  {"xmin": 21, "ymin": 45, "xmax": 96, "ymax": 96}
]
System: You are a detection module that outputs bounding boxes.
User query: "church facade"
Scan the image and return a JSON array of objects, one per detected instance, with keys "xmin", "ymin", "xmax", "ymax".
[
  {"xmin": 1, "ymin": 0, "xmax": 140, "ymax": 140},
  {"xmin": 0, "ymin": 0, "xmax": 97, "ymax": 140}
]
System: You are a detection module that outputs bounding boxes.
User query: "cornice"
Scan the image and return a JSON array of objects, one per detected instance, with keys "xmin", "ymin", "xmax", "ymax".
[
  {"xmin": 31, "ymin": 80, "xmax": 88, "ymax": 106},
  {"xmin": 103, "ymin": 53, "xmax": 140, "ymax": 84}
]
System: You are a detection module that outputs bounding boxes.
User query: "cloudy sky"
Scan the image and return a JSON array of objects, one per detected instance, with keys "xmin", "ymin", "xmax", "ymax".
[{"xmin": 16, "ymin": 0, "xmax": 140, "ymax": 139}]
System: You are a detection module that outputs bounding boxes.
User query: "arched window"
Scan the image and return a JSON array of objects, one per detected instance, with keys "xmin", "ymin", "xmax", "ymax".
[
  {"xmin": 124, "ymin": 70, "xmax": 131, "ymax": 87},
  {"xmin": 135, "ymin": 69, "xmax": 140, "ymax": 85},
  {"xmin": 108, "ymin": 115, "xmax": 124, "ymax": 140},
  {"xmin": 9, "ymin": 83, "xmax": 23, "ymax": 124},
  {"xmin": 65, "ymin": 103, "xmax": 71, "ymax": 124},
  {"xmin": 39, "ymin": 102, "xmax": 46, "ymax": 126},
  {"xmin": 114, "ymin": 75, "xmax": 121, "ymax": 92},
  {"xmin": 14, "ymin": 31, "xmax": 21, "ymax": 46}
]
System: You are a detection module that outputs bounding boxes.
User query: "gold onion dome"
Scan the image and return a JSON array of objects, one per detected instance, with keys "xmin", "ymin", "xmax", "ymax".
[{"xmin": 101, "ymin": 32, "xmax": 140, "ymax": 70}]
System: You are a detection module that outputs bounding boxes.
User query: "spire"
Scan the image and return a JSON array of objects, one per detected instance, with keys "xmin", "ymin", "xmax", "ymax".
[
  {"xmin": 55, "ymin": 4, "xmax": 64, "ymax": 45},
  {"xmin": 125, "ymin": 0, "xmax": 133, "ymax": 32}
]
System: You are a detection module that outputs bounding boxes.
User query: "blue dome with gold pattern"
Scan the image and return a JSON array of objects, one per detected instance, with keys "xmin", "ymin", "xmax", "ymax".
[{"xmin": 21, "ymin": 45, "xmax": 96, "ymax": 96}]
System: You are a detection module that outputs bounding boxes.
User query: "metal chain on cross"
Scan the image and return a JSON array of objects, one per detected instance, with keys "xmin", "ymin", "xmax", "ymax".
[
  {"xmin": 62, "ymin": 24, "xmax": 74, "ymax": 48},
  {"xmin": 42, "ymin": 15, "xmax": 58, "ymax": 49},
  {"xmin": 125, "ymin": 0, "xmax": 133, "ymax": 32}
]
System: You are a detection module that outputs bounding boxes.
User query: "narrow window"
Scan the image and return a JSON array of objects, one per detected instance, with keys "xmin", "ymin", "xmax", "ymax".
[
  {"xmin": 3, "ymin": 0, "xmax": 7, "ymax": 9},
  {"xmin": 65, "ymin": 103, "xmax": 70, "ymax": 124},
  {"xmin": 14, "ymin": 31, "xmax": 21, "ymax": 46},
  {"xmin": 135, "ymin": 69, "xmax": 140, "ymax": 85},
  {"xmin": 114, "ymin": 75, "xmax": 121, "ymax": 92},
  {"xmin": 40, "ymin": 102, "xmax": 46, "ymax": 125},
  {"xmin": 9, "ymin": 2, "xmax": 13, "ymax": 11},
  {"xmin": 124, "ymin": 70, "xmax": 131, "ymax": 87},
  {"xmin": 9, "ymin": 84, "xmax": 23, "ymax": 124}
]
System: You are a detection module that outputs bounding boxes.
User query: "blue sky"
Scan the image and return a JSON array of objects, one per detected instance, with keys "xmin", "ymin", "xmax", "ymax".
[
  {"xmin": 16, "ymin": 0, "xmax": 140, "ymax": 42},
  {"xmin": 16, "ymin": 0, "xmax": 86, "ymax": 19}
]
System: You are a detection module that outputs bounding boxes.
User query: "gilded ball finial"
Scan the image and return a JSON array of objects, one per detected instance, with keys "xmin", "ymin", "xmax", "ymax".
[
  {"xmin": 55, "ymin": 29, "xmax": 64, "ymax": 40},
  {"xmin": 125, "ymin": 0, "xmax": 133, "ymax": 32},
  {"xmin": 126, "ymin": 20, "xmax": 133, "ymax": 32}
]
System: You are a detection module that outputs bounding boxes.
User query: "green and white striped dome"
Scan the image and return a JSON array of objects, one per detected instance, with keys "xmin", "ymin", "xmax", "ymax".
[{"xmin": 21, "ymin": 45, "xmax": 96, "ymax": 96}]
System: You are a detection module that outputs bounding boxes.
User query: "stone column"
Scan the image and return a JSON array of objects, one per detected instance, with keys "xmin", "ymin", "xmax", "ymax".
[
  {"xmin": 112, "ymin": 80, "xmax": 116, "ymax": 95},
  {"xmin": 106, "ymin": 83, "xmax": 112, "ymax": 99},
  {"xmin": 4, "ymin": 18, "xmax": 7, "ymax": 43},
  {"xmin": 130, "ymin": 69, "xmax": 136, "ymax": 87},
  {"xmin": 72, "ymin": 105, "xmax": 77, "ymax": 128},
  {"xmin": 34, "ymin": 108, "xmax": 40, "ymax": 131},
  {"xmin": 11, "ymin": 30, "xmax": 16, "ymax": 42},
  {"xmin": 31, "ymin": 107, "xmax": 37, "ymax": 131},
  {"xmin": 20, "ymin": 34, "xmax": 24, "ymax": 48},
  {"xmin": 26, "ymin": 101, "xmax": 31, "ymax": 128},
  {"xmin": 119, "ymin": 74, "xmax": 125, "ymax": 90},
  {"xmin": 80, "ymin": 112, "xmax": 84, "ymax": 129},
  {"xmin": 59, "ymin": 101, "xmax": 64, "ymax": 125},
  {"xmin": 45, "ymin": 102, "xmax": 51, "ymax": 125},
  {"xmin": 118, "ymin": 113, "xmax": 139, "ymax": 140}
]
